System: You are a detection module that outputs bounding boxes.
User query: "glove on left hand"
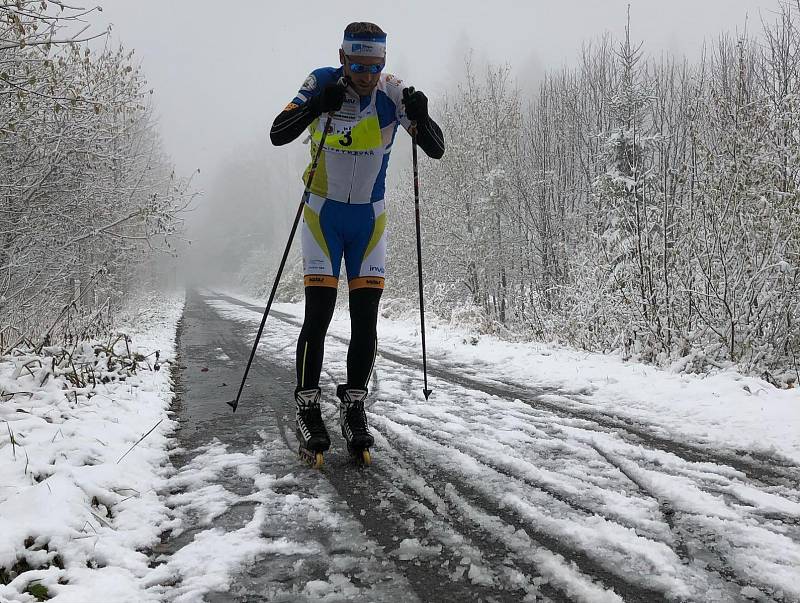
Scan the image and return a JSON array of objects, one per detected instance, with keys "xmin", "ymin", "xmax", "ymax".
[{"xmin": 402, "ymin": 87, "xmax": 429, "ymax": 123}]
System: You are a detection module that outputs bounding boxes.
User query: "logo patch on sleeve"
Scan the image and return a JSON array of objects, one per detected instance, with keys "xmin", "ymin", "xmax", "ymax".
[
  {"xmin": 384, "ymin": 73, "xmax": 402, "ymax": 89},
  {"xmin": 301, "ymin": 74, "xmax": 317, "ymax": 93},
  {"xmin": 284, "ymin": 102, "xmax": 299, "ymax": 111}
]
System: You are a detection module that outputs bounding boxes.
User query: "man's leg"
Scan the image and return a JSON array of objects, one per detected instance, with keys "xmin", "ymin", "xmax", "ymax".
[
  {"xmin": 334, "ymin": 286, "xmax": 381, "ymax": 454},
  {"xmin": 296, "ymin": 285, "xmax": 337, "ymax": 389},
  {"xmin": 346, "ymin": 287, "xmax": 382, "ymax": 388}
]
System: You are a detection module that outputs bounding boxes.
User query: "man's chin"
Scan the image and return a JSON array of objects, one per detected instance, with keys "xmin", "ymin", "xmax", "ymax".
[{"xmin": 353, "ymin": 83, "xmax": 376, "ymax": 96}]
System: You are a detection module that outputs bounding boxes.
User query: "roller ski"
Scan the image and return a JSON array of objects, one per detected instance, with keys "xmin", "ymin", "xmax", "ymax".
[
  {"xmin": 337, "ymin": 385, "xmax": 374, "ymax": 466},
  {"xmin": 295, "ymin": 387, "xmax": 330, "ymax": 469}
]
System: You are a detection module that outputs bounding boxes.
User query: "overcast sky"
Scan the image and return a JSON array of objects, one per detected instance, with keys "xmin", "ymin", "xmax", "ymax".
[
  {"xmin": 93, "ymin": 0, "xmax": 775, "ymax": 183},
  {"xmin": 85, "ymin": 0, "xmax": 778, "ymax": 279}
]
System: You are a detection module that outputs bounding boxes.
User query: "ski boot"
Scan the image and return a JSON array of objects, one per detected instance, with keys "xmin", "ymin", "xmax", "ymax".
[
  {"xmin": 336, "ymin": 384, "xmax": 374, "ymax": 466},
  {"xmin": 295, "ymin": 387, "xmax": 330, "ymax": 469}
]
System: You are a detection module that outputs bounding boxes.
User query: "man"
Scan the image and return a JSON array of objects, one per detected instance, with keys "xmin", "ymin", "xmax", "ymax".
[{"xmin": 270, "ymin": 22, "xmax": 445, "ymax": 463}]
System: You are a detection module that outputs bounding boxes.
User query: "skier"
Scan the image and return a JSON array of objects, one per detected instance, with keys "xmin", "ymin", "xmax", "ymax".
[{"xmin": 270, "ymin": 22, "xmax": 445, "ymax": 465}]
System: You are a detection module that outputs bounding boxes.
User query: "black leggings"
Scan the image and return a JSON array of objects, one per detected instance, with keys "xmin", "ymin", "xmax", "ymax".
[{"xmin": 295, "ymin": 286, "xmax": 382, "ymax": 389}]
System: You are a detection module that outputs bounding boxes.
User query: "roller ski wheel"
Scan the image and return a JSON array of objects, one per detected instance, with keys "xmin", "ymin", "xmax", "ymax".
[
  {"xmin": 299, "ymin": 446, "xmax": 325, "ymax": 469},
  {"xmin": 349, "ymin": 446, "xmax": 372, "ymax": 466}
]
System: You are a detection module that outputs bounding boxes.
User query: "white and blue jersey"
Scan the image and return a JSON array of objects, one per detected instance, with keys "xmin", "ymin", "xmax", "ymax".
[
  {"xmin": 282, "ymin": 67, "xmax": 414, "ymax": 289},
  {"xmin": 292, "ymin": 66, "xmax": 413, "ymax": 205}
]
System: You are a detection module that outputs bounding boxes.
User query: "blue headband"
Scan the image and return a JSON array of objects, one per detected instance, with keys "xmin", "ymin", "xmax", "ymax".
[{"xmin": 342, "ymin": 32, "xmax": 386, "ymax": 58}]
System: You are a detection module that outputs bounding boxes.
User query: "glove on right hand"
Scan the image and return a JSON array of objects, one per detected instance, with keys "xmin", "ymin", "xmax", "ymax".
[
  {"xmin": 309, "ymin": 82, "xmax": 346, "ymax": 115},
  {"xmin": 402, "ymin": 86, "xmax": 429, "ymax": 123}
]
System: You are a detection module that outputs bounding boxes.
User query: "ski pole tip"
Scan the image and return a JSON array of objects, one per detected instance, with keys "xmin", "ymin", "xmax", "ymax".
[
  {"xmin": 226, "ymin": 399, "xmax": 238, "ymax": 412},
  {"xmin": 423, "ymin": 388, "xmax": 433, "ymax": 400}
]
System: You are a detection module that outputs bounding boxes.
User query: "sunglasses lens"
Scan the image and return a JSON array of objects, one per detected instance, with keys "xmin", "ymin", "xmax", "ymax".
[{"xmin": 350, "ymin": 62, "xmax": 384, "ymax": 74}]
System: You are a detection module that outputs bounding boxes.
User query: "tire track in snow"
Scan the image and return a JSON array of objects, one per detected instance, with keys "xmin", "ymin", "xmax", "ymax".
[
  {"xmin": 369, "ymin": 414, "xmax": 675, "ymax": 602},
  {"xmin": 375, "ymin": 408, "xmax": 672, "ymax": 543},
  {"xmin": 586, "ymin": 440, "xmax": 798, "ymax": 603},
  {"xmin": 362, "ymin": 352, "xmax": 795, "ymax": 600},
  {"xmin": 391, "ymin": 356, "xmax": 800, "ymax": 491}
]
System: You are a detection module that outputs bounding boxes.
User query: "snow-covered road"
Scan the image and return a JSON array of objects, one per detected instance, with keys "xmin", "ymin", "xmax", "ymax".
[{"xmin": 155, "ymin": 290, "xmax": 800, "ymax": 602}]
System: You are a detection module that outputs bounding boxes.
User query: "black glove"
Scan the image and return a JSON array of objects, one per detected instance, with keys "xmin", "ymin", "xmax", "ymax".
[
  {"xmin": 402, "ymin": 87, "xmax": 429, "ymax": 123},
  {"xmin": 309, "ymin": 81, "xmax": 346, "ymax": 115}
]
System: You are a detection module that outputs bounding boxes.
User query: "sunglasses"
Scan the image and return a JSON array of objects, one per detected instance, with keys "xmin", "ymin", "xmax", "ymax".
[{"xmin": 347, "ymin": 60, "xmax": 385, "ymax": 74}]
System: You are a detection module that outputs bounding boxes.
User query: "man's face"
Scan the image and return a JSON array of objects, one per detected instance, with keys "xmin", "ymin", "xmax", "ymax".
[{"xmin": 339, "ymin": 49, "xmax": 384, "ymax": 96}]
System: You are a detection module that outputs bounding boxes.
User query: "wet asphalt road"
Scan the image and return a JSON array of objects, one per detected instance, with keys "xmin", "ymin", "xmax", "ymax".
[{"xmin": 155, "ymin": 290, "xmax": 800, "ymax": 603}]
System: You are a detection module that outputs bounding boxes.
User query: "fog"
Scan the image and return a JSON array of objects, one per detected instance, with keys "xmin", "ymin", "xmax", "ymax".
[{"xmin": 90, "ymin": 0, "xmax": 775, "ymax": 286}]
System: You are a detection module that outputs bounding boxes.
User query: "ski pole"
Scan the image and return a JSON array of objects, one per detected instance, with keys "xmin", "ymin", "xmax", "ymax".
[
  {"xmin": 228, "ymin": 84, "xmax": 344, "ymax": 412},
  {"xmin": 411, "ymin": 123, "xmax": 433, "ymax": 400}
]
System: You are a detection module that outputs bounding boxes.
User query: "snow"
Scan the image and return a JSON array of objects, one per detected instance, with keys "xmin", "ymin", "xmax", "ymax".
[
  {"xmin": 148, "ymin": 506, "xmax": 313, "ymax": 603},
  {"xmin": 391, "ymin": 537, "xmax": 442, "ymax": 561},
  {"xmin": 378, "ymin": 320, "xmax": 800, "ymax": 465},
  {"xmin": 0, "ymin": 291, "xmax": 184, "ymax": 603},
  {"xmin": 145, "ymin": 417, "xmax": 417, "ymax": 600},
  {"xmin": 227, "ymin": 288, "xmax": 800, "ymax": 465},
  {"xmin": 205, "ymin": 288, "xmax": 800, "ymax": 600},
  {"xmin": 6, "ymin": 286, "xmax": 795, "ymax": 601}
]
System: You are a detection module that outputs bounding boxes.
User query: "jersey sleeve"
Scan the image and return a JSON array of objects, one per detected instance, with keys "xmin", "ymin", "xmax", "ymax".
[
  {"xmin": 383, "ymin": 73, "xmax": 413, "ymax": 131},
  {"xmin": 272, "ymin": 67, "xmax": 344, "ymax": 147},
  {"xmin": 289, "ymin": 71, "xmax": 320, "ymax": 108},
  {"xmin": 381, "ymin": 72, "xmax": 445, "ymax": 159},
  {"xmin": 289, "ymin": 68, "xmax": 339, "ymax": 110},
  {"xmin": 272, "ymin": 68, "xmax": 328, "ymax": 146}
]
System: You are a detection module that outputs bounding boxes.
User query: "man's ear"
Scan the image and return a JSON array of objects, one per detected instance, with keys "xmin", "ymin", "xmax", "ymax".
[{"xmin": 339, "ymin": 48, "xmax": 345, "ymax": 65}]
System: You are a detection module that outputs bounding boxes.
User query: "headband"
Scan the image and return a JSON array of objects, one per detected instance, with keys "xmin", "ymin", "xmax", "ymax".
[{"xmin": 341, "ymin": 32, "xmax": 387, "ymax": 58}]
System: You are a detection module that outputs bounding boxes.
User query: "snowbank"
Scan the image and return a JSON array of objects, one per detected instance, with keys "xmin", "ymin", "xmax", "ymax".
[{"xmin": 0, "ymin": 291, "xmax": 184, "ymax": 602}]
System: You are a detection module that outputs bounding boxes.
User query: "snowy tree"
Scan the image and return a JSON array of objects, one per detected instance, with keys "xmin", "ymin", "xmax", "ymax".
[
  {"xmin": 0, "ymin": 3, "xmax": 192, "ymax": 345},
  {"xmin": 386, "ymin": 4, "xmax": 800, "ymax": 382}
]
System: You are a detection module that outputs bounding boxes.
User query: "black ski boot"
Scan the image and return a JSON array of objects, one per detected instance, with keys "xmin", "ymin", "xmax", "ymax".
[
  {"xmin": 295, "ymin": 387, "xmax": 330, "ymax": 469},
  {"xmin": 336, "ymin": 384, "xmax": 374, "ymax": 465}
]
